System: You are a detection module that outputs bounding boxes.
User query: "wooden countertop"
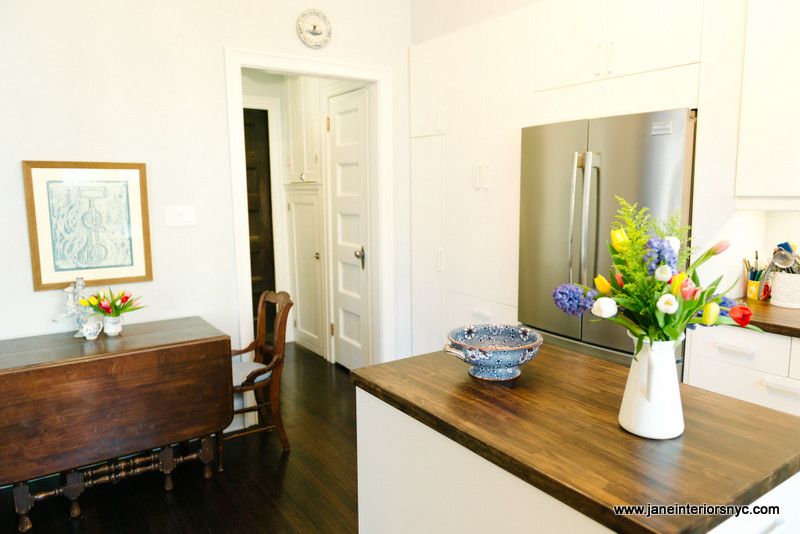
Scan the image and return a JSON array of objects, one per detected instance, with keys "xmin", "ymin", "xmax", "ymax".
[
  {"xmin": 351, "ymin": 346, "xmax": 800, "ymax": 534},
  {"xmin": 744, "ymin": 298, "xmax": 800, "ymax": 338}
]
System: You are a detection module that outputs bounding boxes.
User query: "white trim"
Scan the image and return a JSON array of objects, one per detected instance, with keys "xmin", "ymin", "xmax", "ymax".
[
  {"xmin": 240, "ymin": 95, "xmax": 294, "ymax": 345},
  {"xmin": 225, "ymin": 47, "xmax": 394, "ymax": 364}
]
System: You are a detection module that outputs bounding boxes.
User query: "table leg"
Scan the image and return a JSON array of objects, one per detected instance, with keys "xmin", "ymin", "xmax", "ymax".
[
  {"xmin": 13, "ymin": 484, "xmax": 32, "ymax": 533},
  {"xmin": 159, "ymin": 446, "xmax": 175, "ymax": 491},
  {"xmin": 200, "ymin": 435, "xmax": 214, "ymax": 480},
  {"xmin": 63, "ymin": 470, "xmax": 85, "ymax": 519}
]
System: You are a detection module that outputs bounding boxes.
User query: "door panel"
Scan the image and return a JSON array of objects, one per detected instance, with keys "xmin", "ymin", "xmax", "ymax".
[
  {"xmin": 518, "ymin": 120, "xmax": 588, "ymax": 340},
  {"xmin": 581, "ymin": 109, "xmax": 694, "ymax": 353},
  {"xmin": 287, "ymin": 189, "xmax": 324, "ymax": 355},
  {"xmin": 329, "ymin": 88, "xmax": 370, "ymax": 369}
]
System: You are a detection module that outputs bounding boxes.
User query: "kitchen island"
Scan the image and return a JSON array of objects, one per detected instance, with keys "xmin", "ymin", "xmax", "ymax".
[{"xmin": 351, "ymin": 345, "xmax": 800, "ymax": 533}]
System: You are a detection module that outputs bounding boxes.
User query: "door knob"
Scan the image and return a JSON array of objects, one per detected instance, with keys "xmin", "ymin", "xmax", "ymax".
[
  {"xmin": 314, "ymin": 252, "xmax": 320, "ymax": 260},
  {"xmin": 354, "ymin": 246, "xmax": 365, "ymax": 269}
]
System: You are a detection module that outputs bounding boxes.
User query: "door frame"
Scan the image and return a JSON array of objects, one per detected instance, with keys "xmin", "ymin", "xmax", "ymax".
[
  {"xmin": 320, "ymin": 80, "xmax": 373, "ymax": 365},
  {"xmin": 225, "ymin": 47, "xmax": 394, "ymax": 364},
  {"xmin": 241, "ymin": 96, "xmax": 293, "ymax": 344}
]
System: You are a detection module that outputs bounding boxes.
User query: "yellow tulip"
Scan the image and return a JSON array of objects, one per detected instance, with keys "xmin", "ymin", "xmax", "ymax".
[
  {"xmin": 594, "ymin": 275, "xmax": 612, "ymax": 296},
  {"xmin": 702, "ymin": 302, "xmax": 720, "ymax": 326},
  {"xmin": 670, "ymin": 272, "xmax": 687, "ymax": 297},
  {"xmin": 610, "ymin": 228, "xmax": 629, "ymax": 252},
  {"xmin": 88, "ymin": 296, "xmax": 99, "ymax": 305},
  {"xmin": 78, "ymin": 298, "xmax": 89, "ymax": 306}
]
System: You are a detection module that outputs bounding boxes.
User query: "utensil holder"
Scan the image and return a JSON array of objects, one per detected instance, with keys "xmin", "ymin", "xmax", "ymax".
[{"xmin": 770, "ymin": 272, "xmax": 800, "ymax": 308}]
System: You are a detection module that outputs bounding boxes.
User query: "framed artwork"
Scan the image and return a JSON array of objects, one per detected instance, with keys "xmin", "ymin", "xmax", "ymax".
[{"xmin": 22, "ymin": 161, "xmax": 152, "ymax": 291}]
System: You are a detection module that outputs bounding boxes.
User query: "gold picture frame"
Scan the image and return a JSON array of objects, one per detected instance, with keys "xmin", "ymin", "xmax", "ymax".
[{"xmin": 22, "ymin": 161, "xmax": 153, "ymax": 291}]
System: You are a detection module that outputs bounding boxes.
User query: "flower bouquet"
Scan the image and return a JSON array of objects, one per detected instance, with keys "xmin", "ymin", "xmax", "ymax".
[
  {"xmin": 552, "ymin": 197, "xmax": 759, "ymax": 439},
  {"xmin": 79, "ymin": 288, "xmax": 143, "ymax": 337}
]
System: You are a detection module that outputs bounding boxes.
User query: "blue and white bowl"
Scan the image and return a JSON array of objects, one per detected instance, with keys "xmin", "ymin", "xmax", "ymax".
[{"xmin": 444, "ymin": 324, "xmax": 544, "ymax": 381}]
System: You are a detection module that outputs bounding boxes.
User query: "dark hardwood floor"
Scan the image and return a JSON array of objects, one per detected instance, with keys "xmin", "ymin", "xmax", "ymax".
[{"xmin": 0, "ymin": 344, "xmax": 357, "ymax": 534}]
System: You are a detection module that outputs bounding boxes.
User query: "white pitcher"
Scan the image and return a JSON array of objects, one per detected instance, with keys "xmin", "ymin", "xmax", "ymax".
[{"xmin": 618, "ymin": 334, "xmax": 684, "ymax": 440}]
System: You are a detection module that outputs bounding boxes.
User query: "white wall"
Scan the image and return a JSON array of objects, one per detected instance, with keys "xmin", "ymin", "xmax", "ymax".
[
  {"xmin": 411, "ymin": 0, "xmax": 541, "ymax": 43},
  {"xmin": 0, "ymin": 0, "xmax": 412, "ymax": 354}
]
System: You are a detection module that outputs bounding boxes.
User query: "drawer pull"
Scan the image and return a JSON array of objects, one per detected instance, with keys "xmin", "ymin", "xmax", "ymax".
[
  {"xmin": 762, "ymin": 517, "xmax": 786, "ymax": 533},
  {"xmin": 716, "ymin": 341, "xmax": 756, "ymax": 357},
  {"xmin": 764, "ymin": 378, "xmax": 800, "ymax": 396}
]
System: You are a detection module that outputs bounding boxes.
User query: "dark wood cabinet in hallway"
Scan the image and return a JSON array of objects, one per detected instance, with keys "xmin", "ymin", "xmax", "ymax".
[{"xmin": 0, "ymin": 344, "xmax": 357, "ymax": 534}]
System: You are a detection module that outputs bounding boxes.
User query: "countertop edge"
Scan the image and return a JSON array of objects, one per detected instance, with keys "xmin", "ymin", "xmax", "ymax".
[{"xmin": 351, "ymin": 367, "xmax": 800, "ymax": 534}]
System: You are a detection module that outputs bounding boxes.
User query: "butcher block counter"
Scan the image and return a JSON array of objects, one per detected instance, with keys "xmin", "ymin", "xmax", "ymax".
[{"xmin": 352, "ymin": 345, "xmax": 800, "ymax": 534}]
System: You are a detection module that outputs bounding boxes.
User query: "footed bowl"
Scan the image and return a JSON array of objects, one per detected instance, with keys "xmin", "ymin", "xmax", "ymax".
[{"xmin": 444, "ymin": 324, "xmax": 543, "ymax": 381}]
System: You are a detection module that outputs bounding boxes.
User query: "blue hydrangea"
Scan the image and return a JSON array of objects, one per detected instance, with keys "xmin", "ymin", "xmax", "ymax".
[
  {"xmin": 643, "ymin": 237, "xmax": 678, "ymax": 275},
  {"xmin": 552, "ymin": 284, "xmax": 597, "ymax": 316}
]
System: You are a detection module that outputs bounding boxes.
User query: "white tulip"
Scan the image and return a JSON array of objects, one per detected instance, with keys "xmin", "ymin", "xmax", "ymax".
[
  {"xmin": 591, "ymin": 297, "xmax": 618, "ymax": 319},
  {"xmin": 657, "ymin": 294, "xmax": 679, "ymax": 314},
  {"xmin": 654, "ymin": 265, "xmax": 673, "ymax": 282},
  {"xmin": 666, "ymin": 236, "xmax": 681, "ymax": 256}
]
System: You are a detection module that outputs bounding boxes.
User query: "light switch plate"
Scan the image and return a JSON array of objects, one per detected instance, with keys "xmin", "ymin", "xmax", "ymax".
[{"xmin": 165, "ymin": 205, "xmax": 197, "ymax": 227}]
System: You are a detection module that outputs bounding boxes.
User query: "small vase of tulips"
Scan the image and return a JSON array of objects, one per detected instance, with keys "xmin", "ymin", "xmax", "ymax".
[
  {"xmin": 552, "ymin": 198, "xmax": 760, "ymax": 440},
  {"xmin": 79, "ymin": 288, "xmax": 143, "ymax": 337}
]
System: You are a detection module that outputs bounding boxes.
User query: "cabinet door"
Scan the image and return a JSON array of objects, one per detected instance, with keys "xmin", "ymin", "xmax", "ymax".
[
  {"xmin": 411, "ymin": 136, "xmax": 445, "ymax": 354},
  {"xmin": 736, "ymin": 0, "xmax": 800, "ymax": 197},
  {"xmin": 409, "ymin": 35, "xmax": 452, "ymax": 137},
  {"xmin": 531, "ymin": 0, "xmax": 606, "ymax": 91},
  {"xmin": 606, "ymin": 0, "xmax": 702, "ymax": 78},
  {"xmin": 301, "ymin": 77, "xmax": 321, "ymax": 181},
  {"xmin": 286, "ymin": 76, "xmax": 306, "ymax": 182},
  {"xmin": 287, "ymin": 187, "xmax": 325, "ymax": 355}
]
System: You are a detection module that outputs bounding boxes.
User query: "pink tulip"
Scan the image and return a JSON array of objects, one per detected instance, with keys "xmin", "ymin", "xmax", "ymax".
[
  {"xmin": 680, "ymin": 279, "xmax": 700, "ymax": 300},
  {"xmin": 615, "ymin": 273, "xmax": 624, "ymax": 288},
  {"xmin": 711, "ymin": 240, "xmax": 730, "ymax": 255}
]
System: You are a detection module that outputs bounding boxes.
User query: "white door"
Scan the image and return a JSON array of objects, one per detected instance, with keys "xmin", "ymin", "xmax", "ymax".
[
  {"xmin": 327, "ymin": 87, "xmax": 370, "ymax": 369},
  {"xmin": 287, "ymin": 186, "xmax": 325, "ymax": 356}
]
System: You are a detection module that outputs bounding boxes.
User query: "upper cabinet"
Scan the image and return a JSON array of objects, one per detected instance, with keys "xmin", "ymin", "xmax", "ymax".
[
  {"xmin": 735, "ymin": 0, "xmax": 800, "ymax": 199},
  {"xmin": 286, "ymin": 76, "xmax": 321, "ymax": 183},
  {"xmin": 531, "ymin": 0, "xmax": 702, "ymax": 91}
]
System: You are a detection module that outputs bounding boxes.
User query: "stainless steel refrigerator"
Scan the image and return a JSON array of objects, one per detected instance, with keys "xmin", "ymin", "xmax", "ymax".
[{"xmin": 518, "ymin": 109, "xmax": 696, "ymax": 360}]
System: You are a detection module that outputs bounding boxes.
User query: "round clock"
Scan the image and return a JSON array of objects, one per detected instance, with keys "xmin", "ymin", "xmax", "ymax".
[{"xmin": 296, "ymin": 9, "xmax": 331, "ymax": 49}]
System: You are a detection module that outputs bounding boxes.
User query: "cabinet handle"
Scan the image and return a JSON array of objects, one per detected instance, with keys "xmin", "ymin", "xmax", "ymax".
[
  {"xmin": 764, "ymin": 377, "xmax": 800, "ymax": 396},
  {"xmin": 716, "ymin": 341, "xmax": 756, "ymax": 357},
  {"xmin": 299, "ymin": 172, "xmax": 306, "ymax": 181}
]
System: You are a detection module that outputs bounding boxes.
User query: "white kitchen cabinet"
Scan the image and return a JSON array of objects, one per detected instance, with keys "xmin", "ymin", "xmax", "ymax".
[
  {"xmin": 286, "ymin": 185, "xmax": 326, "ymax": 356},
  {"xmin": 735, "ymin": 0, "xmax": 800, "ymax": 198},
  {"xmin": 410, "ymin": 136, "xmax": 446, "ymax": 355},
  {"xmin": 791, "ymin": 339, "xmax": 800, "ymax": 381},
  {"xmin": 286, "ymin": 76, "xmax": 321, "ymax": 183},
  {"xmin": 687, "ymin": 325, "xmax": 791, "ymax": 377},
  {"xmin": 531, "ymin": 0, "xmax": 701, "ymax": 92}
]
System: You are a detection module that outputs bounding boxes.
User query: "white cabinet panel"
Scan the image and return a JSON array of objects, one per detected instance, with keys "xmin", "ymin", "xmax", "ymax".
[
  {"xmin": 411, "ymin": 136, "xmax": 446, "ymax": 355},
  {"xmin": 444, "ymin": 292, "xmax": 518, "ymax": 332},
  {"xmin": 531, "ymin": 0, "xmax": 606, "ymax": 91},
  {"xmin": 736, "ymin": 0, "xmax": 800, "ymax": 197},
  {"xmin": 606, "ymin": 0, "xmax": 701, "ymax": 79},
  {"xmin": 286, "ymin": 186, "xmax": 326, "ymax": 356},
  {"xmin": 791, "ymin": 339, "xmax": 800, "ymax": 381},
  {"xmin": 687, "ymin": 325, "xmax": 791, "ymax": 377},
  {"xmin": 690, "ymin": 357, "xmax": 800, "ymax": 417},
  {"xmin": 286, "ymin": 76, "xmax": 321, "ymax": 182}
]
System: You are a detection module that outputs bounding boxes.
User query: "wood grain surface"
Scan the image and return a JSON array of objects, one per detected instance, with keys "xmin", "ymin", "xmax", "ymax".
[
  {"xmin": 0, "ymin": 317, "xmax": 232, "ymax": 484},
  {"xmin": 351, "ymin": 346, "xmax": 800, "ymax": 534},
  {"xmin": 745, "ymin": 298, "xmax": 800, "ymax": 338}
]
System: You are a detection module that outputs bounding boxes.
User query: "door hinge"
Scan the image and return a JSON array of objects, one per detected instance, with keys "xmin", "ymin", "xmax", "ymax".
[
  {"xmin": 326, "ymin": 116, "xmax": 331, "ymax": 132},
  {"xmin": 330, "ymin": 322, "xmax": 335, "ymax": 336}
]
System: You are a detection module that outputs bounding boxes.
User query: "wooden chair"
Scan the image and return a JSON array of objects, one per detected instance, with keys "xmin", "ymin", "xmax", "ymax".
[{"xmin": 218, "ymin": 291, "xmax": 293, "ymax": 470}]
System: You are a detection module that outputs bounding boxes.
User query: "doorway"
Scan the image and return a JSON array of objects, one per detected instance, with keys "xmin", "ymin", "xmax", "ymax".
[
  {"xmin": 243, "ymin": 108, "xmax": 276, "ymax": 335},
  {"xmin": 225, "ymin": 49, "xmax": 395, "ymax": 368}
]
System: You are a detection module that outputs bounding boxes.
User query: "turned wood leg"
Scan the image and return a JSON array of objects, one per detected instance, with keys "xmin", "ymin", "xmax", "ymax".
[
  {"xmin": 13, "ymin": 484, "xmax": 33, "ymax": 533},
  {"xmin": 159, "ymin": 446, "xmax": 175, "ymax": 491},
  {"xmin": 216, "ymin": 430, "xmax": 224, "ymax": 472},
  {"xmin": 63, "ymin": 471, "xmax": 85, "ymax": 519},
  {"xmin": 254, "ymin": 388, "xmax": 270, "ymax": 428},
  {"xmin": 200, "ymin": 435, "xmax": 214, "ymax": 480},
  {"xmin": 269, "ymin": 381, "xmax": 290, "ymax": 451}
]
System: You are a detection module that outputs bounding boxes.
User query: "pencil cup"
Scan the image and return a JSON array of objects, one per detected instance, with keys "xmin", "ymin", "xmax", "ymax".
[{"xmin": 746, "ymin": 280, "xmax": 760, "ymax": 300}]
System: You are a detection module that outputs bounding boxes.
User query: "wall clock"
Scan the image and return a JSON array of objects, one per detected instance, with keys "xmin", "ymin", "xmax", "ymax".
[{"xmin": 296, "ymin": 9, "xmax": 331, "ymax": 49}]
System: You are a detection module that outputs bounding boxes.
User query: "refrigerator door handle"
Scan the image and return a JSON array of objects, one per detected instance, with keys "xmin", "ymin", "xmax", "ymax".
[
  {"xmin": 567, "ymin": 151, "xmax": 580, "ymax": 283},
  {"xmin": 580, "ymin": 151, "xmax": 594, "ymax": 285}
]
